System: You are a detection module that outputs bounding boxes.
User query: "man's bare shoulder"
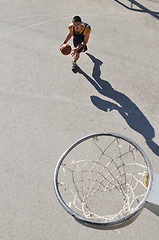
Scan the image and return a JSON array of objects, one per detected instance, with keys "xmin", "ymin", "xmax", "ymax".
[
  {"xmin": 85, "ymin": 26, "xmax": 91, "ymax": 36},
  {"xmin": 68, "ymin": 23, "xmax": 73, "ymax": 30}
]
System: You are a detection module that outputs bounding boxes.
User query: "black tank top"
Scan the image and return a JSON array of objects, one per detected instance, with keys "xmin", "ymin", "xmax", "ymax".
[{"xmin": 73, "ymin": 22, "xmax": 91, "ymax": 42}]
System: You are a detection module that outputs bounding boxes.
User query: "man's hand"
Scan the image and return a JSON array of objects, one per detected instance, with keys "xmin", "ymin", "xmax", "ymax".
[
  {"xmin": 60, "ymin": 42, "xmax": 66, "ymax": 47},
  {"xmin": 71, "ymin": 47, "xmax": 78, "ymax": 56}
]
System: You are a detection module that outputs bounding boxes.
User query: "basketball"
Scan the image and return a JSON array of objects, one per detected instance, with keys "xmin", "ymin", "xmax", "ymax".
[{"xmin": 60, "ymin": 44, "xmax": 72, "ymax": 55}]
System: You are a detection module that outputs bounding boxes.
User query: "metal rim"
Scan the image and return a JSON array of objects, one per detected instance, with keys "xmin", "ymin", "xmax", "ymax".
[{"xmin": 54, "ymin": 133, "xmax": 153, "ymax": 229}]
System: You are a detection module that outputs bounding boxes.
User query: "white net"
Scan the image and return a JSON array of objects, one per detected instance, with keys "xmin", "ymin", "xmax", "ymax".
[{"xmin": 57, "ymin": 135, "xmax": 148, "ymax": 222}]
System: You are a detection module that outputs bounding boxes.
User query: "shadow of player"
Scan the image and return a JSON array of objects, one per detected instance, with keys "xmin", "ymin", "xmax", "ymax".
[{"xmin": 76, "ymin": 53, "xmax": 159, "ymax": 156}]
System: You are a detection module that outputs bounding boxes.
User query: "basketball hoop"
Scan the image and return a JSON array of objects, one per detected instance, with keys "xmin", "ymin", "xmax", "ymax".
[{"xmin": 54, "ymin": 133, "xmax": 159, "ymax": 230}]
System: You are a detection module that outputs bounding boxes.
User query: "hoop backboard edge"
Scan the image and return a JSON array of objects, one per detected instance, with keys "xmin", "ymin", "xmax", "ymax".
[{"xmin": 145, "ymin": 172, "xmax": 159, "ymax": 216}]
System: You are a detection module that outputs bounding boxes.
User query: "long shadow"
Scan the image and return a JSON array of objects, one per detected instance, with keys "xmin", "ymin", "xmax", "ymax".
[
  {"xmin": 114, "ymin": 0, "xmax": 159, "ymax": 19},
  {"xmin": 75, "ymin": 53, "xmax": 159, "ymax": 156}
]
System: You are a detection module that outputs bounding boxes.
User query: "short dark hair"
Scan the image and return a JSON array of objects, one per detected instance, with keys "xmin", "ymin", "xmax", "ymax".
[{"xmin": 72, "ymin": 16, "xmax": 82, "ymax": 23}]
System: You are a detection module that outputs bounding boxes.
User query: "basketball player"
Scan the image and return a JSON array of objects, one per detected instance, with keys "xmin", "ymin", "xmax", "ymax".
[{"xmin": 61, "ymin": 16, "xmax": 91, "ymax": 71}]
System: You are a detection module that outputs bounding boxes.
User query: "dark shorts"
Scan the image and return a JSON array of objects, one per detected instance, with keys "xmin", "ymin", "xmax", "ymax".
[
  {"xmin": 77, "ymin": 45, "xmax": 87, "ymax": 53},
  {"xmin": 73, "ymin": 37, "xmax": 88, "ymax": 53}
]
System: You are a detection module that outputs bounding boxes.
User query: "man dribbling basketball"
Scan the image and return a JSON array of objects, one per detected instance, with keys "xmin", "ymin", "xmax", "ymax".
[{"xmin": 61, "ymin": 16, "xmax": 91, "ymax": 71}]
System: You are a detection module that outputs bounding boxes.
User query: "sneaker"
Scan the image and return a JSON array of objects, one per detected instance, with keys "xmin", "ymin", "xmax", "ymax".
[{"xmin": 72, "ymin": 61, "xmax": 77, "ymax": 71}]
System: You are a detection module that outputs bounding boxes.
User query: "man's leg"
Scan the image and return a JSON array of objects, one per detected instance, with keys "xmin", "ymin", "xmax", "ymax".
[
  {"xmin": 72, "ymin": 52, "xmax": 80, "ymax": 71},
  {"xmin": 73, "ymin": 52, "xmax": 80, "ymax": 62},
  {"xmin": 72, "ymin": 45, "xmax": 87, "ymax": 64}
]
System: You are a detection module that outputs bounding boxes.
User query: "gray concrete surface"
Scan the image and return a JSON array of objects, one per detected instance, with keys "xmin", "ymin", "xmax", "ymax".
[{"xmin": 0, "ymin": 0, "xmax": 159, "ymax": 239}]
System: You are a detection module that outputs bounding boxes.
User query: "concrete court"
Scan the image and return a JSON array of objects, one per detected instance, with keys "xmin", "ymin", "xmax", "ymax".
[{"xmin": 0, "ymin": 0, "xmax": 159, "ymax": 239}]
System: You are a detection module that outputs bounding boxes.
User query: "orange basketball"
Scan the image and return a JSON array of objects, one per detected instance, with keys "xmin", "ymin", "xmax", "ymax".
[{"xmin": 60, "ymin": 44, "xmax": 72, "ymax": 55}]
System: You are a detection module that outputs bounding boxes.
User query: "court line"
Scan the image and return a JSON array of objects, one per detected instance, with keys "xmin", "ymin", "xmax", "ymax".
[
  {"xmin": 0, "ymin": 17, "xmax": 70, "ymax": 39},
  {"xmin": 0, "ymin": 12, "xmax": 128, "ymax": 39}
]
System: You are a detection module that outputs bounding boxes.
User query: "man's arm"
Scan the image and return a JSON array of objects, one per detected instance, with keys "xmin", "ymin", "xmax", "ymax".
[
  {"xmin": 62, "ymin": 24, "xmax": 73, "ymax": 45},
  {"xmin": 78, "ymin": 27, "xmax": 91, "ymax": 50}
]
